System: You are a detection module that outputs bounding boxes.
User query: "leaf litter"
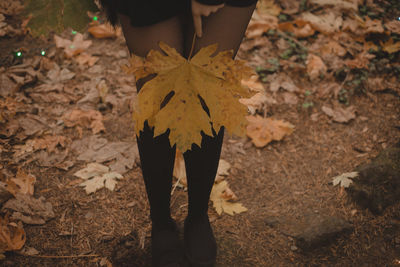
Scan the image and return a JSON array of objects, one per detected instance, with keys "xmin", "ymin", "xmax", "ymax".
[{"xmin": 74, "ymin": 163, "xmax": 124, "ymax": 194}]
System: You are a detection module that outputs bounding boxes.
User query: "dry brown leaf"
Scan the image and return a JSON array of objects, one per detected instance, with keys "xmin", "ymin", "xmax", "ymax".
[
  {"xmin": 32, "ymin": 135, "xmax": 70, "ymax": 153},
  {"xmin": 3, "ymin": 193, "xmax": 55, "ymax": 225},
  {"xmin": 246, "ymin": 17, "xmax": 278, "ymax": 39},
  {"xmin": 241, "ymin": 75, "xmax": 264, "ymax": 92},
  {"xmin": 210, "ymin": 180, "xmax": 247, "ymax": 216},
  {"xmin": 173, "ymin": 150, "xmax": 231, "ymax": 187},
  {"xmin": 385, "ymin": 20, "xmax": 400, "ymax": 34},
  {"xmin": 345, "ymin": 51, "xmax": 375, "ymax": 69},
  {"xmin": 308, "ymin": 0, "xmax": 358, "ymax": 11},
  {"xmin": 269, "ymin": 73, "xmax": 299, "ymax": 92},
  {"xmin": 363, "ymin": 17, "xmax": 384, "ymax": 34},
  {"xmin": 75, "ymin": 52, "xmax": 99, "ymax": 66},
  {"xmin": 0, "ymin": 215, "xmax": 26, "ymax": 253},
  {"xmin": 380, "ymin": 38, "xmax": 400, "ymax": 54},
  {"xmin": 321, "ymin": 105, "xmax": 356, "ymax": 123},
  {"xmin": 301, "ymin": 12, "xmax": 343, "ymax": 34},
  {"xmin": 54, "ymin": 32, "xmax": 92, "ymax": 58},
  {"xmin": 278, "ymin": 20, "xmax": 315, "ymax": 38},
  {"xmin": 246, "ymin": 115, "xmax": 294, "ymax": 147},
  {"xmin": 279, "ymin": 0, "xmax": 300, "ymax": 14},
  {"xmin": 306, "ymin": 54, "xmax": 327, "ymax": 81},
  {"xmin": 282, "ymin": 92, "xmax": 298, "ymax": 105},
  {"xmin": 239, "ymin": 92, "xmax": 271, "ymax": 115},
  {"xmin": 88, "ymin": 23, "xmax": 121, "ymax": 38},
  {"xmin": 319, "ymin": 40, "xmax": 347, "ymax": 57},
  {"xmin": 8, "ymin": 170, "xmax": 36, "ymax": 196},
  {"xmin": 62, "ymin": 108, "xmax": 105, "ymax": 134},
  {"xmin": 173, "ymin": 149, "xmax": 187, "ymax": 186},
  {"xmin": 257, "ymin": 0, "xmax": 281, "ymax": 16}
]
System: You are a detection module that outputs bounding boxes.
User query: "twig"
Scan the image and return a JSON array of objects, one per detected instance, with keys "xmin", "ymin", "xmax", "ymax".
[
  {"xmin": 188, "ymin": 33, "xmax": 197, "ymax": 60},
  {"xmin": 17, "ymin": 253, "xmax": 99, "ymax": 259}
]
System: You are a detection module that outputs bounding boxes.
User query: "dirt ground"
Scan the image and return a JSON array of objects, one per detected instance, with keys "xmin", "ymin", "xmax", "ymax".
[{"xmin": 1, "ymin": 2, "xmax": 400, "ymax": 267}]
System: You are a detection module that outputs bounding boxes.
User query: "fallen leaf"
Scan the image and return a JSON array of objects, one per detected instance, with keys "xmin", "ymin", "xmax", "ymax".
[
  {"xmin": 126, "ymin": 42, "xmax": 254, "ymax": 151},
  {"xmin": 385, "ymin": 20, "xmax": 400, "ymax": 34},
  {"xmin": 307, "ymin": 54, "xmax": 327, "ymax": 81},
  {"xmin": 74, "ymin": 163, "xmax": 123, "ymax": 194},
  {"xmin": 0, "ymin": 215, "xmax": 25, "ymax": 253},
  {"xmin": 246, "ymin": 15, "xmax": 278, "ymax": 39},
  {"xmin": 75, "ymin": 52, "xmax": 99, "ymax": 66},
  {"xmin": 62, "ymin": 108, "xmax": 105, "ymax": 134},
  {"xmin": 46, "ymin": 64, "xmax": 75, "ymax": 83},
  {"xmin": 216, "ymin": 159, "xmax": 231, "ymax": 182},
  {"xmin": 173, "ymin": 149, "xmax": 187, "ymax": 186},
  {"xmin": 239, "ymin": 92, "xmax": 271, "ymax": 115},
  {"xmin": 308, "ymin": 0, "xmax": 358, "ymax": 11},
  {"xmin": 246, "ymin": 115, "xmax": 294, "ymax": 147},
  {"xmin": 269, "ymin": 73, "xmax": 299, "ymax": 92},
  {"xmin": 3, "ymin": 193, "xmax": 55, "ymax": 225},
  {"xmin": 380, "ymin": 38, "xmax": 400, "ymax": 54},
  {"xmin": 54, "ymin": 32, "xmax": 92, "ymax": 58},
  {"xmin": 241, "ymin": 75, "xmax": 264, "ymax": 92},
  {"xmin": 282, "ymin": 92, "xmax": 298, "ymax": 105},
  {"xmin": 363, "ymin": 17, "xmax": 384, "ymax": 34},
  {"xmin": 74, "ymin": 162, "xmax": 109, "ymax": 179},
  {"xmin": 322, "ymin": 105, "xmax": 356, "ymax": 123},
  {"xmin": 278, "ymin": 20, "xmax": 315, "ymax": 38},
  {"xmin": 332, "ymin": 171, "xmax": 358, "ymax": 188},
  {"xmin": 345, "ymin": 51, "xmax": 375, "ymax": 69},
  {"xmin": 173, "ymin": 151, "xmax": 231, "ymax": 187},
  {"xmin": 257, "ymin": 0, "xmax": 281, "ymax": 16},
  {"xmin": 301, "ymin": 12, "xmax": 343, "ymax": 34},
  {"xmin": 8, "ymin": 170, "xmax": 36, "ymax": 196},
  {"xmin": 18, "ymin": 246, "xmax": 39, "ymax": 256},
  {"xmin": 279, "ymin": 0, "xmax": 300, "ymax": 14},
  {"xmin": 210, "ymin": 181, "xmax": 247, "ymax": 216},
  {"xmin": 88, "ymin": 23, "xmax": 121, "ymax": 38}
]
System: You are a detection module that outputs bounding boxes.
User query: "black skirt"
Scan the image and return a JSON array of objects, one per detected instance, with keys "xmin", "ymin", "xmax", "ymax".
[{"xmin": 99, "ymin": 0, "xmax": 258, "ymax": 27}]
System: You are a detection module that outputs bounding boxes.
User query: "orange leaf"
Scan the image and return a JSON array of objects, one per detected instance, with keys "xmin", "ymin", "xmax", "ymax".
[
  {"xmin": 9, "ymin": 170, "xmax": 36, "ymax": 196},
  {"xmin": 306, "ymin": 54, "xmax": 327, "ymax": 81},
  {"xmin": 88, "ymin": 24, "xmax": 121, "ymax": 39},
  {"xmin": 380, "ymin": 38, "xmax": 400, "ymax": 54},
  {"xmin": 0, "ymin": 216, "xmax": 26, "ymax": 252},
  {"xmin": 278, "ymin": 20, "xmax": 315, "ymax": 38},
  {"xmin": 246, "ymin": 115, "xmax": 294, "ymax": 147}
]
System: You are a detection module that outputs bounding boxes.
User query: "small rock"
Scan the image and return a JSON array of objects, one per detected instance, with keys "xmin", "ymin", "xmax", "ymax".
[
  {"xmin": 290, "ymin": 245, "xmax": 298, "ymax": 251},
  {"xmin": 347, "ymin": 143, "xmax": 400, "ymax": 214},
  {"xmin": 293, "ymin": 214, "xmax": 353, "ymax": 251}
]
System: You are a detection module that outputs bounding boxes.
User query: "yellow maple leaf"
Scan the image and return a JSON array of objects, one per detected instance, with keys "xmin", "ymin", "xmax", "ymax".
[
  {"xmin": 126, "ymin": 42, "xmax": 254, "ymax": 151},
  {"xmin": 210, "ymin": 180, "xmax": 247, "ymax": 216}
]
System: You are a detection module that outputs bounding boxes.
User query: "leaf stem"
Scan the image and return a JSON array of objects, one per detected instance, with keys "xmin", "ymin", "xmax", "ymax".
[{"xmin": 188, "ymin": 33, "xmax": 197, "ymax": 61}]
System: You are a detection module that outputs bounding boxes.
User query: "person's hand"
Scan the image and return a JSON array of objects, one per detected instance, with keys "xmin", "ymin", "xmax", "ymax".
[{"xmin": 191, "ymin": 0, "xmax": 224, "ymax": 38}]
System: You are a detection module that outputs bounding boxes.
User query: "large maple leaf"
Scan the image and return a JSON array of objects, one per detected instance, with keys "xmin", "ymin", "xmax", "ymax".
[{"xmin": 125, "ymin": 42, "xmax": 254, "ymax": 151}]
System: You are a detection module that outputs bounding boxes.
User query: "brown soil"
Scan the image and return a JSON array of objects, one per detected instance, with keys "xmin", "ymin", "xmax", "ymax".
[{"xmin": 1, "ymin": 5, "xmax": 400, "ymax": 267}]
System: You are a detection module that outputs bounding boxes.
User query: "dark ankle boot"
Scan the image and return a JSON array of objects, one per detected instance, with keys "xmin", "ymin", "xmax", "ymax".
[
  {"xmin": 183, "ymin": 128, "xmax": 224, "ymax": 266},
  {"xmin": 137, "ymin": 122, "xmax": 183, "ymax": 267}
]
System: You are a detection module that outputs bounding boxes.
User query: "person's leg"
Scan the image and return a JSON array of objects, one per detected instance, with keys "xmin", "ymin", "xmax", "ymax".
[
  {"xmin": 118, "ymin": 14, "xmax": 184, "ymax": 266},
  {"xmin": 182, "ymin": 3, "xmax": 257, "ymax": 265}
]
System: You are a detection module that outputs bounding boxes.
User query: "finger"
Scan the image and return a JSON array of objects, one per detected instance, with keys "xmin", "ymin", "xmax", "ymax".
[{"xmin": 193, "ymin": 14, "xmax": 202, "ymax": 38}]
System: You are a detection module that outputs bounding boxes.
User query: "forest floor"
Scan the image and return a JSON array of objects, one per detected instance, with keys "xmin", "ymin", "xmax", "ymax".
[{"xmin": 1, "ymin": 0, "xmax": 400, "ymax": 266}]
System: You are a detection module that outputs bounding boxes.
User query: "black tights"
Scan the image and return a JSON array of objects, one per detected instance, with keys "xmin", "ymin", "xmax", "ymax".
[{"xmin": 119, "ymin": 4, "xmax": 256, "ymax": 228}]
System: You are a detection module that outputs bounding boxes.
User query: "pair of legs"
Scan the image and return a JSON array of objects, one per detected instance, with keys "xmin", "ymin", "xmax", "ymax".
[{"xmin": 118, "ymin": 4, "xmax": 256, "ymax": 266}]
